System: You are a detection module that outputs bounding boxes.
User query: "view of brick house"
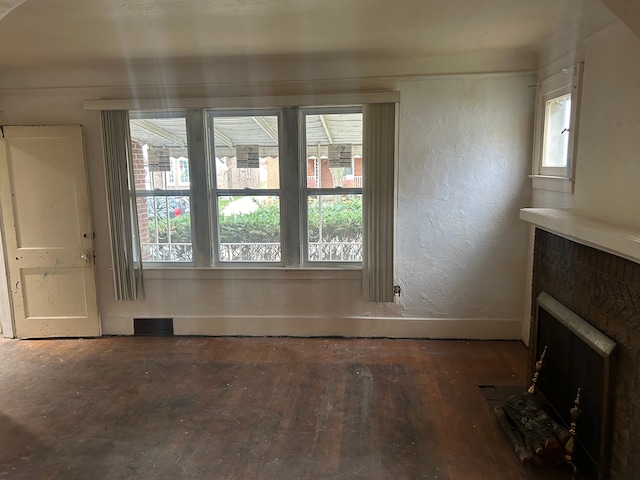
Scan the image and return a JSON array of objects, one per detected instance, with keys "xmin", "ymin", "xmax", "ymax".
[
  {"xmin": 306, "ymin": 155, "xmax": 363, "ymax": 188},
  {"xmin": 131, "ymin": 140, "xmax": 192, "ymax": 261},
  {"xmin": 131, "ymin": 140, "xmax": 150, "ymax": 256}
]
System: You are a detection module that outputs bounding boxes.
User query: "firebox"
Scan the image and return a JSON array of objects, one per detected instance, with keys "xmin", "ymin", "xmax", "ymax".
[{"xmin": 535, "ymin": 292, "xmax": 616, "ymax": 480}]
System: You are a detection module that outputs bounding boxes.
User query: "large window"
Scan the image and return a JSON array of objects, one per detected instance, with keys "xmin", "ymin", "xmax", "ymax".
[
  {"xmin": 531, "ymin": 63, "xmax": 583, "ymax": 192},
  {"xmin": 98, "ymin": 94, "xmax": 397, "ymax": 300},
  {"xmin": 128, "ymin": 107, "xmax": 364, "ymax": 267}
]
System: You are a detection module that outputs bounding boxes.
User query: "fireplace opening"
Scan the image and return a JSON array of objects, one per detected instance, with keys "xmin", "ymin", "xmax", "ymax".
[{"xmin": 535, "ymin": 292, "xmax": 616, "ymax": 480}]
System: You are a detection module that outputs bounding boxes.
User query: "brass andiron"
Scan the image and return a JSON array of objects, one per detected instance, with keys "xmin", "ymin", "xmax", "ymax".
[
  {"xmin": 528, "ymin": 345, "xmax": 547, "ymax": 394},
  {"xmin": 565, "ymin": 388, "xmax": 582, "ymax": 478}
]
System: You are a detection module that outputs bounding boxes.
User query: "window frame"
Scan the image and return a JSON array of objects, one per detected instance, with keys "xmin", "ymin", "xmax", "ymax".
[
  {"xmin": 531, "ymin": 63, "xmax": 583, "ymax": 193},
  {"xmin": 128, "ymin": 105, "xmax": 368, "ymax": 269},
  {"xmin": 208, "ymin": 108, "xmax": 284, "ymax": 267},
  {"xmin": 94, "ymin": 92, "xmax": 398, "ymax": 301},
  {"xmin": 129, "ymin": 111, "xmax": 195, "ymax": 267},
  {"xmin": 300, "ymin": 106, "xmax": 364, "ymax": 268},
  {"xmin": 539, "ymin": 88, "xmax": 572, "ymax": 176}
]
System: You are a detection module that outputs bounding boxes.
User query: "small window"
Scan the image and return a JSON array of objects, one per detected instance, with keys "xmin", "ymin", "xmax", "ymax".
[
  {"xmin": 541, "ymin": 93, "xmax": 571, "ymax": 171},
  {"xmin": 531, "ymin": 63, "xmax": 583, "ymax": 192},
  {"xmin": 178, "ymin": 157, "xmax": 190, "ymax": 185}
]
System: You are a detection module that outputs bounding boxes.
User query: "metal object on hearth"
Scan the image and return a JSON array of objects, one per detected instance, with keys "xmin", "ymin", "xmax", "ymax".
[
  {"xmin": 528, "ymin": 345, "xmax": 547, "ymax": 394},
  {"xmin": 565, "ymin": 388, "xmax": 582, "ymax": 478}
]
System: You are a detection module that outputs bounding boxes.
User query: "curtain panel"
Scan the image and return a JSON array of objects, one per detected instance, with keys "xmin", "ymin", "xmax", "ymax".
[
  {"xmin": 100, "ymin": 110, "xmax": 144, "ymax": 301},
  {"xmin": 362, "ymin": 103, "xmax": 396, "ymax": 302}
]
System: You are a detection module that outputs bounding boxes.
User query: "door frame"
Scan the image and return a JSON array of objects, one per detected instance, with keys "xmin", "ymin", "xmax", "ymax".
[{"xmin": 0, "ymin": 224, "xmax": 14, "ymax": 337}]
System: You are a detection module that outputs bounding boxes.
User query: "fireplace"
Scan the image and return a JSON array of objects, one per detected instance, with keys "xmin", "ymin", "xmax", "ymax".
[
  {"xmin": 534, "ymin": 291, "xmax": 615, "ymax": 479},
  {"xmin": 531, "ymin": 228, "xmax": 640, "ymax": 480}
]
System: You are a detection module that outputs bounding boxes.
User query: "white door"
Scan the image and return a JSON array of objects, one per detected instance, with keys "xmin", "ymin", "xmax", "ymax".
[{"xmin": 0, "ymin": 126, "xmax": 100, "ymax": 338}]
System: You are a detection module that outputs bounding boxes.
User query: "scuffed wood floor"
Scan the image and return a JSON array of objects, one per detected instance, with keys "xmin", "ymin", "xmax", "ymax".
[{"xmin": 0, "ymin": 337, "xmax": 528, "ymax": 480}]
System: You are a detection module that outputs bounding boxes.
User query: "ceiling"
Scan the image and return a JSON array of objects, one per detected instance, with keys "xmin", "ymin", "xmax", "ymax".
[{"xmin": 0, "ymin": 0, "xmax": 619, "ymax": 71}]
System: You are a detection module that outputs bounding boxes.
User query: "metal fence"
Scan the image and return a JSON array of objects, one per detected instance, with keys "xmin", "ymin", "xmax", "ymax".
[
  {"xmin": 142, "ymin": 241, "xmax": 362, "ymax": 263},
  {"xmin": 219, "ymin": 243, "xmax": 281, "ymax": 262},
  {"xmin": 142, "ymin": 243, "xmax": 193, "ymax": 262},
  {"xmin": 308, "ymin": 242, "xmax": 362, "ymax": 262}
]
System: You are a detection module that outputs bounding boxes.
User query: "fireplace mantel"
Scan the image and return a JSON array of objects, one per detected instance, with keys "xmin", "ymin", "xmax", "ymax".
[{"xmin": 520, "ymin": 208, "xmax": 640, "ymax": 264}]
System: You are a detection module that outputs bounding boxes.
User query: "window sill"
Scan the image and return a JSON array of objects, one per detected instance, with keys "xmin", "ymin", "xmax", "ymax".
[
  {"xmin": 529, "ymin": 175, "xmax": 574, "ymax": 193},
  {"xmin": 143, "ymin": 267, "xmax": 362, "ymax": 281}
]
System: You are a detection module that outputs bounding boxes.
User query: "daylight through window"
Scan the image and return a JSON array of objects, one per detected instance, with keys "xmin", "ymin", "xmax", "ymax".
[
  {"xmin": 128, "ymin": 107, "xmax": 365, "ymax": 266},
  {"xmin": 531, "ymin": 63, "xmax": 583, "ymax": 192},
  {"xmin": 129, "ymin": 115, "xmax": 193, "ymax": 263}
]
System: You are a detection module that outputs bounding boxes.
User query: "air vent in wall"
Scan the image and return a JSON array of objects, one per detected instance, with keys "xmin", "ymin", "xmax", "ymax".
[{"xmin": 134, "ymin": 318, "xmax": 174, "ymax": 337}]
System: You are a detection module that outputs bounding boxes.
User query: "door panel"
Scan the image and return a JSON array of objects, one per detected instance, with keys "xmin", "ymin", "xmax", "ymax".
[
  {"xmin": 0, "ymin": 126, "xmax": 100, "ymax": 338},
  {"xmin": 11, "ymin": 137, "xmax": 81, "ymax": 247},
  {"xmin": 22, "ymin": 268, "xmax": 89, "ymax": 317}
]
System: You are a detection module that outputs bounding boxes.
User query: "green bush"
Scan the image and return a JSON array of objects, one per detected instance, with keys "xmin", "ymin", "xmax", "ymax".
[
  {"xmin": 149, "ymin": 196, "xmax": 363, "ymax": 244},
  {"xmin": 150, "ymin": 213, "xmax": 192, "ymax": 244},
  {"xmin": 308, "ymin": 196, "xmax": 362, "ymax": 243},
  {"xmin": 219, "ymin": 204, "xmax": 281, "ymax": 243}
]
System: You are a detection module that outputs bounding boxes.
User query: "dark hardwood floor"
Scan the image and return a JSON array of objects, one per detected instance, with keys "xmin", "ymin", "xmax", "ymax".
[{"xmin": 0, "ymin": 337, "xmax": 529, "ymax": 480}]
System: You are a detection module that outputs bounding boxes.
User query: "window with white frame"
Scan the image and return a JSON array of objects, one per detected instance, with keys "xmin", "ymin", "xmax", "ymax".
[
  {"xmin": 129, "ymin": 114, "xmax": 193, "ymax": 263},
  {"xmin": 127, "ymin": 106, "xmax": 365, "ymax": 267},
  {"xmin": 97, "ymin": 94, "xmax": 397, "ymax": 300},
  {"xmin": 531, "ymin": 63, "xmax": 583, "ymax": 192},
  {"xmin": 303, "ymin": 109, "xmax": 363, "ymax": 263},
  {"xmin": 210, "ymin": 112, "xmax": 282, "ymax": 263}
]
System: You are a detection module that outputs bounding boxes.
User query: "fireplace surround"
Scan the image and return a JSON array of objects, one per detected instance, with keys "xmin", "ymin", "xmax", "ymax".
[
  {"xmin": 530, "ymin": 228, "xmax": 640, "ymax": 480},
  {"xmin": 534, "ymin": 291, "xmax": 616, "ymax": 479}
]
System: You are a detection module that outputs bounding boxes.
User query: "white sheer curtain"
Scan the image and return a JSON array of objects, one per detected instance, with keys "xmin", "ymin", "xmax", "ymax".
[
  {"xmin": 362, "ymin": 103, "xmax": 396, "ymax": 302},
  {"xmin": 101, "ymin": 110, "xmax": 144, "ymax": 300}
]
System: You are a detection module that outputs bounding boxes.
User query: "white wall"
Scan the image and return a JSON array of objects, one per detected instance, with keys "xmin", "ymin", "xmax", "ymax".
[
  {"xmin": 395, "ymin": 75, "xmax": 534, "ymax": 326},
  {"xmin": 599, "ymin": 0, "xmax": 640, "ymax": 38},
  {"xmin": 573, "ymin": 22, "xmax": 640, "ymax": 228},
  {"xmin": 0, "ymin": 71, "xmax": 535, "ymax": 339},
  {"xmin": 532, "ymin": 21, "xmax": 640, "ymax": 228}
]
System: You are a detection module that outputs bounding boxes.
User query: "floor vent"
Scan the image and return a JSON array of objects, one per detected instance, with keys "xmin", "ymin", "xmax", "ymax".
[{"xmin": 134, "ymin": 318, "xmax": 174, "ymax": 337}]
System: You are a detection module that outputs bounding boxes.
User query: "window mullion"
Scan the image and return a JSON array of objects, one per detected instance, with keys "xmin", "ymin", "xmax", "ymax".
[
  {"xmin": 186, "ymin": 110, "xmax": 212, "ymax": 267},
  {"xmin": 280, "ymin": 107, "xmax": 302, "ymax": 267}
]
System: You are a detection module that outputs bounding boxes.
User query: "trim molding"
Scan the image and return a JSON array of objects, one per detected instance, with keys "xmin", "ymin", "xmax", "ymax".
[
  {"xmin": 101, "ymin": 315, "xmax": 523, "ymax": 340},
  {"xmin": 0, "ymin": 225, "xmax": 14, "ymax": 338},
  {"xmin": 529, "ymin": 175, "xmax": 574, "ymax": 193},
  {"xmin": 84, "ymin": 92, "xmax": 400, "ymax": 111},
  {"xmin": 520, "ymin": 208, "xmax": 640, "ymax": 264}
]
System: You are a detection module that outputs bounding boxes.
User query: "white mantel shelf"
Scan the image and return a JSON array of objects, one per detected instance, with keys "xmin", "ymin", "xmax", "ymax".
[{"xmin": 520, "ymin": 208, "xmax": 640, "ymax": 264}]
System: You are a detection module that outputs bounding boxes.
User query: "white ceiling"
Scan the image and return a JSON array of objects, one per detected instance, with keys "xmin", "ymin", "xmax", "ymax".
[{"xmin": 0, "ymin": 0, "xmax": 619, "ymax": 71}]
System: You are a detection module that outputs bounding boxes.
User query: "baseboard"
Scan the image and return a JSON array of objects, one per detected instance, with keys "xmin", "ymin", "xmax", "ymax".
[
  {"xmin": 101, "ymin": 316, "xmax": 135, "ymax": 336},
  {"xmin": 101, "ymin": 315, "xmax": 523, "ymax": 340}
]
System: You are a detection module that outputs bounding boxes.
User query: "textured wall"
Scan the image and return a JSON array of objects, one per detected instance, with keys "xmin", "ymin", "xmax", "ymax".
[
  {"xmin": 395, "ymin": 75, "xmax": 534, "ymax": 321},
  {"xmin": 0, "ymin": 73, "xmax": 535, "ymax": 338},
  {"xmin": 532, "ymin": 229, "xmax": 640, "ymax": 480}
]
